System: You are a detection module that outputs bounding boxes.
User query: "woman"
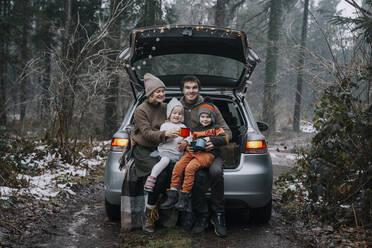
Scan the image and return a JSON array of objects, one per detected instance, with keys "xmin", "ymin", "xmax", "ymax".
[{"xmin": 131, "ymin": 73, "xmax": 179, "ymax": 233}]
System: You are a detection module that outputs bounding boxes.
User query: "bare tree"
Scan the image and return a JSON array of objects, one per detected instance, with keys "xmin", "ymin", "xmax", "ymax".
[
  {"xmin": 103, "ymin": 0, "xmax": 125, "ymax": 138},
  {"xmin": 52, "ymin": 0, "xmax": 132, "ymax": 151},
  {"xmin": 293, "ymin": 0, "xmax": 310, "ymax": 131}
]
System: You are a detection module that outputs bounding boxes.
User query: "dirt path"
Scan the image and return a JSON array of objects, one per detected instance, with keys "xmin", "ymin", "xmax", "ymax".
[
  {"xmin": 17, "ymin": 182, "xmax": 121, "ymax": 248},
  {"xmin": 6, "ymin": 161, "xmax": 304, "ymax": 248},
  {"xmin": 3, "ymin": 134, "xmax": 310, "ymax": 248}
]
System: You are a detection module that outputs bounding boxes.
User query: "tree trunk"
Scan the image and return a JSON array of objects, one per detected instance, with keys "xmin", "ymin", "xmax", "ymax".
[
  {"xmin": 138, "ymin": 0, "xmax": 159, "ymax": 27},
  {"xmin": 0, "ymin": 0, "xmax": 10, "ymax": 127},
  {"xmin": 262, "ymin": 0, "xmax": 284, "ymax": 133},
  {"xmin": 293, "ymin": 0, "xmax": 310, "ymax": 131},
  {"xmin": 367, "ymin": 49, "xmax": 371, "ymax": 106},
  {"xmin": 104, "ymin": 74, "xmax": 119, "ymax": 138},
  {"xmin": 41, "ymin": 51, "xmax": 51, "ymax": 122},
  {"xmin": 58, "ymin": 0, "xmax": 75, "ymax": 147},
  {"xmin": 19, "ymin": 0, "xmax": 29, "ymax": 129},
  {"xmin": 103, "ymin": 0, "xmax": 121, "ymax": 138},
  {"xmin": 215, "ymin": 0, "xmax": 226, "ymax": 27},
  {"xmin": 36, "ymin": 9, "xmax": 52, "ymax": 124}
]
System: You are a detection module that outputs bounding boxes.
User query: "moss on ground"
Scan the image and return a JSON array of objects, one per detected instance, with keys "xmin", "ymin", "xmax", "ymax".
[{"xmin": 120, "ymin": 227, "xmax": 192, "ymax": 248}]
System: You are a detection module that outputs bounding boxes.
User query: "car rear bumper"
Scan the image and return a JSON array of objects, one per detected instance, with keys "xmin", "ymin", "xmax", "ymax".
[
  {"xmin": 104, "ymin": 152, "xmax": 273, "ymax": 208},
  {"xmin": 104, "ymin": 151, "xmax": 125, "ymax": 205},
  {"xmin": 220, "ymin": 153, "xmax": 272, "ymax": 208}
]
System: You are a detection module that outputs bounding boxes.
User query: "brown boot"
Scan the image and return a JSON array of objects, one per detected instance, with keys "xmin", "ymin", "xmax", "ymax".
[{"xmin": 142, "ymin": 207, "xmax": 159, "ymax": 234}]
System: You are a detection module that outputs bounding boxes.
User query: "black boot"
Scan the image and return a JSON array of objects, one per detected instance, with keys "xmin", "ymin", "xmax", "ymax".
[
  {"xmin": 142, "ymin": 207, "xmax": 159, "ymax": 234},
  {"xmin": 179, "ymin": 210, "xmax": 194, "ymax": 230},
  {"xmin": 211, "ymin": 212, "xmax": 227, "ymax": 237},
  {"xmin": 159, "ymin": 190, "xmax": 178, "ymax": 209},
  {"xmin": 180, "ymin": 196, "xmax": 193, "ymax": 230},
  {"xmin": 175, "ymin": 192, "xmax": 191, "ymax": 211},
  {"xmin": 192, "ymin": 213, "xmax": 209, "ymax": 234}
]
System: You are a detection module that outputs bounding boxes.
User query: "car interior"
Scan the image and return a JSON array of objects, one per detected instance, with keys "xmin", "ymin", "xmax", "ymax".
[{"xmin": 213, "ymin": 99, "xmax": 245, "ymax": 168}]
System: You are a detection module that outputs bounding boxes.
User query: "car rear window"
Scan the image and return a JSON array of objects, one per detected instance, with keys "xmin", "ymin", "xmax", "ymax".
[{"xmin": 133, "ymin": 54, "xmax": 244, "ymax": 80}]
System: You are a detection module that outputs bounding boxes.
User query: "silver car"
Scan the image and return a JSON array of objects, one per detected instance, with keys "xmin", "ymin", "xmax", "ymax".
[{"xmin": 104, "ymin": 25, "xmax": 272, "ymax": 224}]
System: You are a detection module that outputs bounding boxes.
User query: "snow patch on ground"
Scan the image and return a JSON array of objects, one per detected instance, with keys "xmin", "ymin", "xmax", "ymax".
[
  {"xmin": 270, "ymin": 150, "xmax": 300, "ymax": 167},
  {"xmin": 300, "ymin": 120, "xmax": 316, "ymax": 133},
  {"xmin": 0, "ymin": 141, "xmax": 108, "ymax": 201}
]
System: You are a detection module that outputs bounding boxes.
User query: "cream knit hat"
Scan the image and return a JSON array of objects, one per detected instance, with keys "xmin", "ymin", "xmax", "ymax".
[
  {"xmin": 167, "ymin": 97, "xmax": 183, "ymax": 119},
  {"xmin": 144, "ymin": 73, "xmax": 166, "ymax": 97}
]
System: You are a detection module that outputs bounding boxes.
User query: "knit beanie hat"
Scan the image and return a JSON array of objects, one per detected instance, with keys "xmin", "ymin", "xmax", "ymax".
[
  {"xmin": 198, "ymin": 102, "xmax": 216, "ymax": 123},
  {"xmin": 167, "ymin": 97, "xmax": 183, "ymax": 120},
  {"xmin": 144, "ymin": 73, "xmax": 166, "ymax": 97}
]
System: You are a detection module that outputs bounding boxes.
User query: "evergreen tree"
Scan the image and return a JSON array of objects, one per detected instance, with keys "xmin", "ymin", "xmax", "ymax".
[
  {"xmin": 135, "ymin": 0, "xmax": 164, "ymax": 27},
  {"xmin": 0, "ymin": 0, "xmax": 11, "ymax": 127},
  {"xmin": 293, "ymin": 0, "xmax": 310, "ymax": 131},
  {"xmin": 262, "ymin": 0, "xmax": 285, "ymax": 133}
]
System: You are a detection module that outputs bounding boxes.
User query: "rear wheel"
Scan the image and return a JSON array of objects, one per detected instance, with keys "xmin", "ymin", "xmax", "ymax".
[
  {"xmin": 249, "ymin": 198, "xmax": 272, "ymax": 224},
  {"xmin": 105, "ymin": 198, "xmax": 120, "ymax": 221}
]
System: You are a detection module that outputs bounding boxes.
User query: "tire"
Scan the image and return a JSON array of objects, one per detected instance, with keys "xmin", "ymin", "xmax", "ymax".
[
  {"xmin": 249, "ymin": 198, "xmax": 272, "ymax": 224},
  {"xmin": 105, "ymin": 198, "xmax": 120, "ymax": 221}
]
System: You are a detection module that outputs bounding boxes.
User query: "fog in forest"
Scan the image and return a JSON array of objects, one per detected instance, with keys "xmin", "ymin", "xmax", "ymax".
[{"xmin": 0, "ymin": 0, "xmax": 370, "ymax": 138}]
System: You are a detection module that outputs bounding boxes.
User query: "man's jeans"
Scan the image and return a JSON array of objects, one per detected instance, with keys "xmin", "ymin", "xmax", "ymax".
[{"xmin": 192, "ymin": 157, "xmax": 225, "ymax": 215}]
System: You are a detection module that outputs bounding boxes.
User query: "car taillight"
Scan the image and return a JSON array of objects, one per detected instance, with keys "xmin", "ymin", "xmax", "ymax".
[
  {"xmin": 245, "ymin": 140, "xmax": 267, "ymax": 154},
  {"xmin": 111, "ymin": 138, "xmax": 129, "ymax": 151}
]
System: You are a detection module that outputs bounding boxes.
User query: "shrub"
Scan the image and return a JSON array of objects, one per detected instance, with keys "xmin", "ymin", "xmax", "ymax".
[{"xmin": 282, "ymin": 77, "xmax": 371, "ymax": 227}]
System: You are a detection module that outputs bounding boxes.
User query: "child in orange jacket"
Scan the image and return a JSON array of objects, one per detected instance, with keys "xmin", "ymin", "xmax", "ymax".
[{"xmin": 160, "ymin": 101, "xmax": 229, "ymax": 211}]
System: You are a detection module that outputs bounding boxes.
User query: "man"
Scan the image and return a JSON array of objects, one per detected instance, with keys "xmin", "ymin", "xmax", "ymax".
[{"xmin": 178, "ymin": 75, "xmax": 231, "ymax": 237}]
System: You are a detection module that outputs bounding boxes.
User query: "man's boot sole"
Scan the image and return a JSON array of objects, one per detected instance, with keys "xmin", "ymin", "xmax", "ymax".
[
  {"xmin": 143, "ymin": 228, "xmax": 154, "ymax": 234},
  {"xmin": 211, "ymin": 219, "xmax": 227, "ymax": 237}
]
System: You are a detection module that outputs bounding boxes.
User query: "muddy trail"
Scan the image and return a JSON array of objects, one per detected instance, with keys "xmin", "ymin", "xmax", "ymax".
[
  {"xmin": 3, "ymin": 163, "xmax": 305, "ymax": 248},
  {"xmin": 2, "ymin": 133, "xmax": 312, "ymax": 248}
]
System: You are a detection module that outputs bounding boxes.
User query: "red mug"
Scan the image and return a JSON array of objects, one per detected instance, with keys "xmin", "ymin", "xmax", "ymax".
[{"xmin": 179, "ymin": 127, "xmax": 190, "ymax": 137}]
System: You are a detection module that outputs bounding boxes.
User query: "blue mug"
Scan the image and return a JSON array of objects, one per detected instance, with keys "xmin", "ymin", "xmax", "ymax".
[{"xmin": 191, "ymin": 138, "xmax": 206, "ymax": 151}]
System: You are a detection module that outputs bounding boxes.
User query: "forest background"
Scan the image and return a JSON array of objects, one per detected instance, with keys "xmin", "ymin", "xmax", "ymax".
[
  {"xmin": 0, "ymin": 0, "xmax": 371, "ymax": 242},
  {"xmin": 0, "ymin": 0, "xmax": 370, "ymax": 141}
]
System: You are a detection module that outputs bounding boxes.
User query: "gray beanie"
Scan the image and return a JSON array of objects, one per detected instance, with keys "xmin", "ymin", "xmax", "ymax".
[
  {"xmin": 167, "ymin": 97, "xmax": 183, "ymax": 120},
  {"xmin": 144, "ymin": 73, "xmax": 165, "ymax": 97}
]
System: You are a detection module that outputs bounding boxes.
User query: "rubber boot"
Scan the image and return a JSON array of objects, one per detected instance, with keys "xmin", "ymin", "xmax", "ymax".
[
  {"xmin": 211, "ymin": 212, "xmax": 227, "ymax": 237},
  {"xmin": 159, "ymin": 190, "xmax": 178, "ymax": 209},
  {"xmin": 175, "ymin": 192, "xmax": 191, "ymax": 211},
  {"xmin": 192, "ymin": 213, "xmax": 209, "ymax": 234}
]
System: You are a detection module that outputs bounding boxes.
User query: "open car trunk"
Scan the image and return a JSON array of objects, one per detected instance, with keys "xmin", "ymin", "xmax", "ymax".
[
  {"xmin": 211, "ymin": 98, "xmax": 245, "ymax": 169},
  {"xmin": 128, "ymin": 94, "xmax": 245, "ymax": 169},
  {"xmin": 120, "ymin": 25, "xmax": 260, "ymax": 94}
]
